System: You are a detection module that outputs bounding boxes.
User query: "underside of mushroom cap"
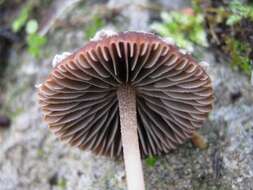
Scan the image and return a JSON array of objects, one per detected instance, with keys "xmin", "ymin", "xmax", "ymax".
[{"xmin": 38, "ymin": 31, "xmax": 213, "ymax": 158}]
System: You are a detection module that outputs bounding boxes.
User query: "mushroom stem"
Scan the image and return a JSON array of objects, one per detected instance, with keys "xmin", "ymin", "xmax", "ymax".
[{"xmin": 117, "ymin": 85, "xmax": 145, "ymax": 190}]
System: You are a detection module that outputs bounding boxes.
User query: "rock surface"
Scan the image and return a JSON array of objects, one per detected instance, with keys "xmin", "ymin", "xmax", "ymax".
[{"xmin": 0, "ymin": 0, "xmax": 252, "ymax": 190}]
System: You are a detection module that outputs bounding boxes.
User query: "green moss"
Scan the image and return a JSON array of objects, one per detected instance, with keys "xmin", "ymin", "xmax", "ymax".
[
  {"xmin": 226, "ymin": 0, "xmax": 253, "ymax": 25},
  {"xmin": 84, "ymin": 15, "xmax": 105, "ymax": 40},
  {"xmin": 224, "ymin": 37, "xmax": 252, "ymax": 76},
  {"xmin": 193, "ymin": 0, "xmax": 253, "ymax": 25},
  {"xmin": 145, "ymin": 156, "xmax": 158, "ymax": 167},
  {"xmin": 151, "ymin": 10, "xmax": 208, "ymax": 51},
  {"xmin": 194, "ymin": 0, "xmax": 253, "ymax": 76},
  {"xmin": 57, "ymin": 178, "xmax": 67, "ymax": 189},
  {"xmin": 37, "ymin": 148, "xmax": 45, "ymax": 158}
]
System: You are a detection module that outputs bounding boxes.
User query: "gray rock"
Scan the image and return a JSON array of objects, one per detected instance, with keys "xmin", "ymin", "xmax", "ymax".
[{"xmin": 0, "ymin": 1, "xmax": 252, "ymax": 190}]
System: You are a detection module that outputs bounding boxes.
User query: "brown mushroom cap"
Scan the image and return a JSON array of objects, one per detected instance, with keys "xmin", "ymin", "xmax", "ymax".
[{"xmin": 38, "ymin": 32, "xmax": 213, "ymax": 158}]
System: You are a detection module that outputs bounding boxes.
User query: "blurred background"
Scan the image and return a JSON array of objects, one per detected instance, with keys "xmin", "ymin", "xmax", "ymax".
[{"xmin": 0, "ymin": 0, "xmax": 253, "ymax": 189}]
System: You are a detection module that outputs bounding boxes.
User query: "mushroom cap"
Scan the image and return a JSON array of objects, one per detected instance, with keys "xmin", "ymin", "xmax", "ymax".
[{"xmin": 38, "ymin": 32, "xmax": 213, "ymax": 158}]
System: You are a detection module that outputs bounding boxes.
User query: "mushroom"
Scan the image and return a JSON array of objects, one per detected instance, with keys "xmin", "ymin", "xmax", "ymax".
[{"xmin": 38, "ymin": 31, "xmax": 213, "ymax": 190}]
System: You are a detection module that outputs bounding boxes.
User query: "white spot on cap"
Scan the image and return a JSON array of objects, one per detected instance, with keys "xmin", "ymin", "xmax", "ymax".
[
  {"xmin": 179, "ymin": 48, "xmax": 189, "ymax": 55},
  {"xmin": 162, "ymin": 37, "xmax": 176, "ymax": 45},
  {"xmin": 91, "ymin": 29, "xmax": 118, "ymax": 41},
  {"xmin": 35, "ymin": 84, "xmax": 42, "ymax": 88},
  {"xmin": 199, "ymin": 61, "xmax": 209, "ymax": 70},
  {"xmin": 52, "ymin": 52, "xmax": 72, "ymax": 68}
]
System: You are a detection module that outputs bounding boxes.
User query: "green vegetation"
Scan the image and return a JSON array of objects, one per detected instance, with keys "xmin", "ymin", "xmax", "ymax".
[
  {"xmin": 151, "ymin": 11, "xmax": 208, "ymax": 51},
  {"xmin": 224, "ymin": 37, "xmax": 251, "ymax": 75},
  {"xmin": 11, "ymin": 4, "xmax": 47, "ymax": 58},
  {"xmin": 57, "ymin": 178, "xmax": 67, "ymax": 189},
  {"xmin": 11, "ymin": 6, "xmax": 31, "ymax": 32},
  {"xmin": 37, "ymin": 148, "xmax": 45, "ymax": 157},
  {"xmin": 84, "ymin": 15, "xmax": 105, "ymax": 40},
  {"xmin": 150, "ymin": 0, "xmax": 253, "ymax": 76},
  {"xmin": 226, "ymin": 0, "xmax": 253, "ymax": 25},
  {"xmin": 26, "ymin": 33, "xmax": 47, "ymax": 58},
  {"xmin": 25, "ymin": 19, "xmax": 39, "ymax": 34},
  {"xmin": 26, "ymin": 19, "xmax": 47, "ymax": 58},
  {"xmin": 145, "ymin": 156, "xmax": 158, "ymax": 167},
  {"xmin": 197, "ymin": 0, "xmax": 253, "ymax": 76}
]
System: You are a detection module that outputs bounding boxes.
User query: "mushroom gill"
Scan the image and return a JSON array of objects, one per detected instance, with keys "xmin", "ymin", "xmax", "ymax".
[{"xmin": 38, "ymin": 31, "xmax": 213, "ymax": 158}]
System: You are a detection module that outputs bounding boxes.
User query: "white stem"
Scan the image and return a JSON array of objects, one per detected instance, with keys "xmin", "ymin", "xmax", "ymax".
[{"xmin": 117, "ymin": 86, "xmax": 145, "ymax": 190}]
